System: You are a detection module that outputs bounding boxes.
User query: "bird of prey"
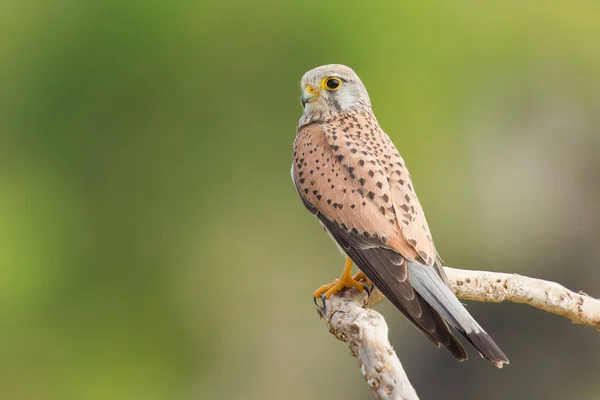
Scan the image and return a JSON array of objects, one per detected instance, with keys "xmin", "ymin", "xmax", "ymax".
[{"xmin": 291, "ymin": 64, "xmax": 508, "ymax": 367}]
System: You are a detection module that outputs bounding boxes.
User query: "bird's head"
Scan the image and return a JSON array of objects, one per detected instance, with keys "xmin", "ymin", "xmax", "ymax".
[{"xmin": 299, "ymin": 64, "xmax": 371, "ymax": 122}]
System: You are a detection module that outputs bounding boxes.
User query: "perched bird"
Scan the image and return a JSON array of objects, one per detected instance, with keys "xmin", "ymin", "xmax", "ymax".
[{"xmin": 291, "ymin": 64, "xmax": 508, "ymax": 367}]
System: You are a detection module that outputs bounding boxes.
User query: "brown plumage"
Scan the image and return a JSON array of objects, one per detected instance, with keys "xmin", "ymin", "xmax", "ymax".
[{"xmin": 292, "ymin": 64, "xmax": 508, "ymax": 367}]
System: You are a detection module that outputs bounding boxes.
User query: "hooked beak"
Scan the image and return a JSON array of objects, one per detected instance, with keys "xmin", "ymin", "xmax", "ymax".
[{"xmin": 301, "ymin": 85, "xmax": 320, "ymax": 107}]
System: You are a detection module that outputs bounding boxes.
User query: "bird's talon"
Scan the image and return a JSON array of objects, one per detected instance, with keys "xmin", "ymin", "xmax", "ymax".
[
  {"xmin": 352, "ymin": 271, "xmax": 372, "ymax": 286},
  {"xmin": 313, "ymin": 279, "xmax": 339, "ymax": 299},
  {"xmin": 313, "ymin": 259, "xmax": 366, "ymax": 301},
  {"xmin": 314, "ymin": 294, "xmax": 327, "ymax": 316}
]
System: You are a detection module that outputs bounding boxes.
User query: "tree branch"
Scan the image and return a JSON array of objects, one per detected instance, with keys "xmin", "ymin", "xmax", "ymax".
[
  {"xmin": 319, "ymin": 267, "xmax": 600, "ymax": 400},
  {"xmin": 320, "ymin": 289, "xmax": 419, "ymax": 400}
]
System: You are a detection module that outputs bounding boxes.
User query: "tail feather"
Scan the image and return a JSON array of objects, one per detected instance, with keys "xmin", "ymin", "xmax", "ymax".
[
  {"xmin": 408, "ymin": 261, "xmax": 509, "ymax": 368},
  {"xmin": 465, "ymin": 331, "xmax": 509, "ymax": 368}
]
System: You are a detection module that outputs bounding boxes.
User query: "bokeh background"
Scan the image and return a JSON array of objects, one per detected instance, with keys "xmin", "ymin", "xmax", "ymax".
[{"xmin": 2, "ymin": 1, "xmax": 599, "ymax": 399}]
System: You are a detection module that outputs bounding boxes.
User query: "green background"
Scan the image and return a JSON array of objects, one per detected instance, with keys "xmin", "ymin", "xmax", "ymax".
[{"xmin": 2, "ymin": 1, "xmax": 599, "ymax": 399}]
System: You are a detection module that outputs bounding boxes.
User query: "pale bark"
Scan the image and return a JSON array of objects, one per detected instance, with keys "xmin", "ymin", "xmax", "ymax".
[
  {"xmin": 320, "ymin": 289, "xmax": 419, "ymax": 400},
  {"xmin": 319, "ymin": 267, "xmax": 600, "ymax": 399}
]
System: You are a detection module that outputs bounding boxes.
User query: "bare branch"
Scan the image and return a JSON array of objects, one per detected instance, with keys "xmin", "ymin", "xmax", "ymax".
[
  {"xmin": 320, "ymin": 267, "xmax": 600, "ymax": 399},
  {"xmin": 320, "ymin": 288, "xmax": 419, "ymax": 400},
  {"xmin": 444, "ymin": 268, "xmax": 600, "ymax": 331}
]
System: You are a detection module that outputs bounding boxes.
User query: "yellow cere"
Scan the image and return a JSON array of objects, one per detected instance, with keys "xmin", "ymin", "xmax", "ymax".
[{"xmin": 305, "ymin": 84, "xmax": 318, "ymax": 94}]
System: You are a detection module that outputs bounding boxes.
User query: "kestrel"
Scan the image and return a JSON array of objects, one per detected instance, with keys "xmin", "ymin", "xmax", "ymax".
[{"xmin": 292, "ymin": 64, "xmax": 508, "ymax": 367}]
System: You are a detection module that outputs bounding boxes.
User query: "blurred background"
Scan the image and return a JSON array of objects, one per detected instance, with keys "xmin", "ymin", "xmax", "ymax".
[{"xmin": 1, "ymin": 1, "xmax": 599, "ymax": 399}]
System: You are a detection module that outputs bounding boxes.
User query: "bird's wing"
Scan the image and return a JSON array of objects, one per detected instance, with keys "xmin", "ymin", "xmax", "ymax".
[
  {"xmin": 374, "ymin": 133, "xmax": 439, "ymax": 267},
  {"xmin": 374, "ymin": 125, "xmax": 451, "ymax": 281}
]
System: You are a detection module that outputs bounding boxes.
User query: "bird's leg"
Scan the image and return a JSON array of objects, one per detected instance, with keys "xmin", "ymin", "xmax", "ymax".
[{"xmin": 313, "ymin": 258, "xmax": 365, "ymax": 300}]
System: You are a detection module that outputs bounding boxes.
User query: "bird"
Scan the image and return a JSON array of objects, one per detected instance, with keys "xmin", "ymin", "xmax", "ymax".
[{"xmin": 291, "ymin": 64, "xmax": 509, "ymax": 367}]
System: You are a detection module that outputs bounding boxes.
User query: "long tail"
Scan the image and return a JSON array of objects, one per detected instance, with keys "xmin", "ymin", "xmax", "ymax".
[{"xmin": 408, "ymin": 261, "xmax": 509, "ymax": 368}]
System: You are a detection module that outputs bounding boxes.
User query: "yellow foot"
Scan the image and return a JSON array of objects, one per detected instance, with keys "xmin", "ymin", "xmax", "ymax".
[
  {"xmin": 313, "ymin": 259, "xmax": 365, "ymax": 300},
  {"xmin": 352, "ymin": 271, "xmax": 372, "ymax": 286}
]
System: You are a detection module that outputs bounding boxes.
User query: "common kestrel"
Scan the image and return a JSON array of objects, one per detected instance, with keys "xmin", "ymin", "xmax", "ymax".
[{"xmin": 291, "ymin": 64, "xmax": 508, "ymax": 367}]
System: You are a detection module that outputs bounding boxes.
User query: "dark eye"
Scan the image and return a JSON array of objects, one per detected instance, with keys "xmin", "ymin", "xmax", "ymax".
[{"xmin": 323, "ymin": 77, "xmax": 341, "ymax": 90}]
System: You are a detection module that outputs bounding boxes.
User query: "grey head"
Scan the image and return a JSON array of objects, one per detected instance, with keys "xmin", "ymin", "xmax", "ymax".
[{"xmin": 299, "ymin": 64, "xmax": 372, "ymax": 125}]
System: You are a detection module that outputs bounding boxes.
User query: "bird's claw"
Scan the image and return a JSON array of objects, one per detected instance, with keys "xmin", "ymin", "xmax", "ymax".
[
  {"xmin": 313, "ymin": 292, "xmax": 326, "ymax": 308},
  {"xmin": 313, "ymin": 261, "xmax": 373, "ymax": 314},
  {"xmin": 315, "ymin": 293, "xmax": 328, "ymax": 317}
]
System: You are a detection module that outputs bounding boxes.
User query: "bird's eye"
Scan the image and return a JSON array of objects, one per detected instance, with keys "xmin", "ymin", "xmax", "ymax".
[{"xmin": 322, "ymin": 77, "xmax": 341, "ymax": 91}]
